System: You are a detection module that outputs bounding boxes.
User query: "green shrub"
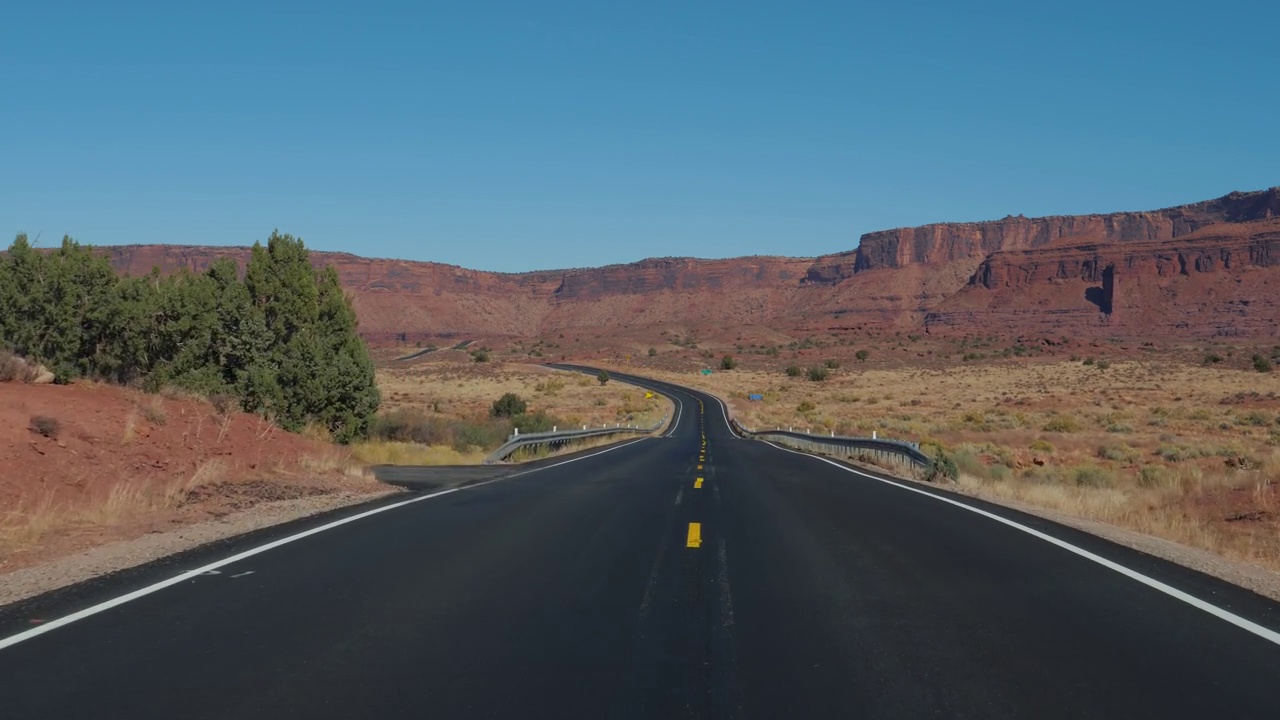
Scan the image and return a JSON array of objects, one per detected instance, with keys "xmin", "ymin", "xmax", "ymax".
[
  {"xmin": 796, "ymin": 400, "xmax": 816, "ymax": 413},
  {"xmin": 1203, "ymin": 353, "xmax": 1223, "ymax": 365},
  {"xmin": 1043, "ymin": 415, "xmax": 1081, "ymax": 433},
  {"xmin": 855, "ymin": 349, "xmax": 870, "ymax": 362},
  {"xmin": 470, "ymin": 348, "xmax": 491, "ymax": 363},
  {"xmin": 452, "ymin": 420, "xmax": 510, "ymax": 452},
  {"xmin": 491, "ymin": 392, "xmax": 528, "ymax": 418},
  {"xmin": 924, "ymin": 451, "xmax": 958, "ymax": 483},
  {"xmin": 1072, "ymin": 465, "xmax": 1115, "ymax": 488},
  {"xmin": 1029, "ymin": 439, "xmax": 1055, "ymax": 453},
  {"xmin": 1083, "ymin": 357, "xmax": 1095, "ymax": 365},
  {"xmin": 720, "ymin": 354, "xmax": 738, "ymax": 370},
  {"xmin": 806, "ymin": 366, "xmax": 830, "ymax": 382},
  {"xmin": 647, "ymin": 347, "xmax": 658, "ymax": 357},
  {"xmin": 1105, "ymin": 422, "xmax": 1134, "ymax": 434},
  {"xmin": 785, "ymin": 365, "xmax": 803, "ymax": 377},
  {"xmin": 1097, "ymin": 442, "xmax": 1138, "ymax": 463},
  {"xmin": 597, "ymin": 370, "xmax": 610, "ymax": 385},
  {"xmin": 511, "ymin": 410, "xmax": 558, "ymax": 435},
  {"xmin": 1253, "ymin": 354, "xmax": 1273, "ymax": 373},
  {"xmin": 824, "ymin": 358, "xmax": 841, "ymax": 369},
  {"xmin": 1095, "ymin": 359, "xmax": 1111, "ymax": 370}
]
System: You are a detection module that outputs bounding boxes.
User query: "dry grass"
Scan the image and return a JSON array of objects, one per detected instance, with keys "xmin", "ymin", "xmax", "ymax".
[
  {"xmin": 368, "ymin": 358, "xmax": 673, "ymax": 465},
  {"xmin": 636, "ymin": 358, "xmax": 1280, "ymax": 572},
  {"xmin": 350, "ymin": 440, "xmax": 487, "ymax": 467},
  {"xmin": 377, "ymin": 360, "xmax": 671, "ymax": 430},
  {"xmin": 1, "ymin": 459, "xmax": 232, "ymax": 551},
  {"xmin": 0, "ymin": 350, "xmax": 44, "ymax": 383}
]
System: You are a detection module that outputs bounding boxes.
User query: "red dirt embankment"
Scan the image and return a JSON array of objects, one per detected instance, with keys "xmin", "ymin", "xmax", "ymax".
[{"xmin": 1, "ymin": 381, "xmax": 378, "ymax": 574}]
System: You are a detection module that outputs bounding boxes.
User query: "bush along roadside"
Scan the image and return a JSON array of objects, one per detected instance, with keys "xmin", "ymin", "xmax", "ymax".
[{"xmin": 0, "ymin": 231, "xmax": 380, "ymax": 442}]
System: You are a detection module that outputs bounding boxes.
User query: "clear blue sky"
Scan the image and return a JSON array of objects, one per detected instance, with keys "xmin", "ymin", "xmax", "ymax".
[{"xmin": 4, "ymin": 1, "xmax": 1277, "ymax": 272}]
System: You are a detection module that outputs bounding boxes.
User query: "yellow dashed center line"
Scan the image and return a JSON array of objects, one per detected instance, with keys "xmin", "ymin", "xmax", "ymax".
[
  {"xmin": 686, "ymin": 523, "xmax": 702, "ymax": 548},
  {"xmin": 694, "ymin": 478, "xmax": 703, "ymax": 488}
]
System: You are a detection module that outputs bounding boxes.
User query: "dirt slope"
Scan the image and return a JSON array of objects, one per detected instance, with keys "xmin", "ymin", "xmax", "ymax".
[{"xmin": 0, "ymin": 381, "xmax": 374, "ymax": 572}]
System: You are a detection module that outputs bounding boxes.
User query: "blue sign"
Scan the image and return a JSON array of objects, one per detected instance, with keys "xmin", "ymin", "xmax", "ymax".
[{"xmin": 748, "ymin": 394, "xmax": 763, "ymax": 401}]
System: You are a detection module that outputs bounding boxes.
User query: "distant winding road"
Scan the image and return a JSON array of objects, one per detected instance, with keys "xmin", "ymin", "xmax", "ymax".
[{"xmin": 2, "ymin": 369, "xmax": 1279, "ymax": 718}]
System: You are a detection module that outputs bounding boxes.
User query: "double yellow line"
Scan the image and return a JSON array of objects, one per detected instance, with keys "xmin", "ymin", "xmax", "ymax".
[{"xmin": 689, "ymin": 399, "xmax": 708, "ymax": 548}]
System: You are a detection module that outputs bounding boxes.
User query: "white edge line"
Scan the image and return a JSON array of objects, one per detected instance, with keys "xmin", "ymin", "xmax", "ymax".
[
  {"xmin": 763, "ymin": 440, "xmax": 1280, "ymax": 647},
  {"xmin": 665, "ymin": 392, "xmax": 683, "ymax": 438},
  {"xmin": 0, "ymin": 435, "xmax": 657, "ymax": 652}
]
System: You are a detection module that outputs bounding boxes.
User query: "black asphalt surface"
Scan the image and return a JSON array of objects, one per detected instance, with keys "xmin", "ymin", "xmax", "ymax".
[{"xmin": 3, "ymin": 370, "xmax": 1280, "ymax": 718}]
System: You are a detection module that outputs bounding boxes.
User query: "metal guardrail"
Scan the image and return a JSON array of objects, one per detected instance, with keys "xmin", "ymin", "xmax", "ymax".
[
  {"xmin": 729, "ymin": 418, "xmax": 930, "ymax": 469},
  {"xmin": 483, "ymin": 417, "xmax": 667, "ymax": 464}
]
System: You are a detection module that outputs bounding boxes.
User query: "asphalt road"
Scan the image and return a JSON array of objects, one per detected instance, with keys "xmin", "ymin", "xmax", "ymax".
[{"xmin": 3, "ymin": 370, "xmax": 1280, "ymax": 718}]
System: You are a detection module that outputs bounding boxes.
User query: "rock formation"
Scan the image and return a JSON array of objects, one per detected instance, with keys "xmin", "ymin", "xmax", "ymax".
[{"xmin": 96, "ymin": 188, "xmax": 1280, "ymax": 342}]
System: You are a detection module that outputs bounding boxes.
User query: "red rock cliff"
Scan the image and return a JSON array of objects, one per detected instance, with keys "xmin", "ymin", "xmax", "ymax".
[{"xmin": 805, "ymin": 188, "xmax": 1280, "ymax": 284}]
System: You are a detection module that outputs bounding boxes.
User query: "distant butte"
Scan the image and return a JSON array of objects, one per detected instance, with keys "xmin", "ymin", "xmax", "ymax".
[{"xmin": 100, "ymin": 187, "xmax": 1280, "ymax": 342}]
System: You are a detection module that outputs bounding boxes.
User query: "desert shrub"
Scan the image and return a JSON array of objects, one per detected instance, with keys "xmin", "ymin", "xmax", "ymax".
[
  {"xmin": 452, "ymin": 420, "xmax": 510, "ymax": 452},
  {"xmin": 143, "ymin": 403, "xmax": 167, "ymax": 425},
  {"xmin": 29, "ymin": 415, "xmax": 60, "ymax": 438},
  {"xmin": 534, "ymin": 377, "xmax": 565, "ymax": 395},
  {"xmin": 855, "ymin": 349, "xmax": 870, "ymax": 362},
  {"xmin": 1105, "ymin": 422, "xmax": 1134, "ymax": 433},
  {"xmin": 1095, "ymin": 359, "xmax": 1111, "ymax": 370},
  {"xmin": 1203, "ymin": 352, "xmax": 1223, "ymax": 365},
  {"xmin": 510, "ymin": 410, "xmax": 558, "ymax": 435},
  {"xmin": 824, "ymin": 358, "xmax": 841, "ymax": 369},
  {"xmin": 491, "ymin": 392, "xmax": 528, "ymax": 418},
  {"xmin": 785, "ymin": 365, "xmax": 803, "ymax": 377},
  {"xmin": 1138, "ymin": 466, "xmax": 1170, "ymax": 488},
  {"xmin": 208, "ymin": 393, "xmax": 236, "ymax": 415},
  {"xmin": 1240, "ymin": 411, "xmax": 1273, "ymax": 427},
  {"xmin": 953, "ymin": 449, "xmax": 984, "ymax": 477},
  {"xmin": 1029, "ymin": 439, "xmax": 1055, "ymax": 453},
  {"xmin": 1072, "ymin": 465, "xmax": 1115, "ymax": 488},
  {"xmin": 1082, "ymin": 357, "xmax": 1095, "ymax": 365},
  {"xmin": 1097, "ymin": 442, "xmax": 1139, "ymax": 463},
  {"xmin": 924, "ymin": 451, "xmax": 958, "ymax": 483},
  {"xmin": 720, "ymin": 354, "xmax": 738, "ymax": 370},
  {"xmin": 1253, "ymin": 355, "xmax": 1273, "ymax": 373},
  {"xmin": 597, "ymin": 370, "xmax": 610, "ymax": 385},
  {"xmin": 987, "ymin": 464, "xmax": 1011, "ymax": 481},
  {"xmin": 1043, "ymin": 415, "xmax": 1081, "ymax": 433},
  {"xmin": 806, "ymin": 367, "xmax": 829, "ymax": 382},
  {"xmin": 796, "ymin": 400, "xmax": 816, "ymax": 413},
  {"xmin": 647, "ymin": 347, "xmax": 657, "ymax": 357},
  {"xmin": 1154, "ymin": 444, "xmax": 1216, "ymax": 462},
  {"xmin": 470, "ymin": 348, "xmax": 491, "ymax": 363}
]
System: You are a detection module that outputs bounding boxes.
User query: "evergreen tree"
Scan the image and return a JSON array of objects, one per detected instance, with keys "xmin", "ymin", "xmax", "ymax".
[{"xmin": 0, "ymin": 231, "xmax": 378, "ymax": 442}]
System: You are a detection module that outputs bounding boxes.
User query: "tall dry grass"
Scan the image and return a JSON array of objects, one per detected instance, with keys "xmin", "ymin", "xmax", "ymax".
[
  {"xmin": 349, "ymin": 440, "xmax": 486, "ymax": 467},
  {"xmin": 0, "ymin": 459, "xmax": 231, "ymax": 555}
]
